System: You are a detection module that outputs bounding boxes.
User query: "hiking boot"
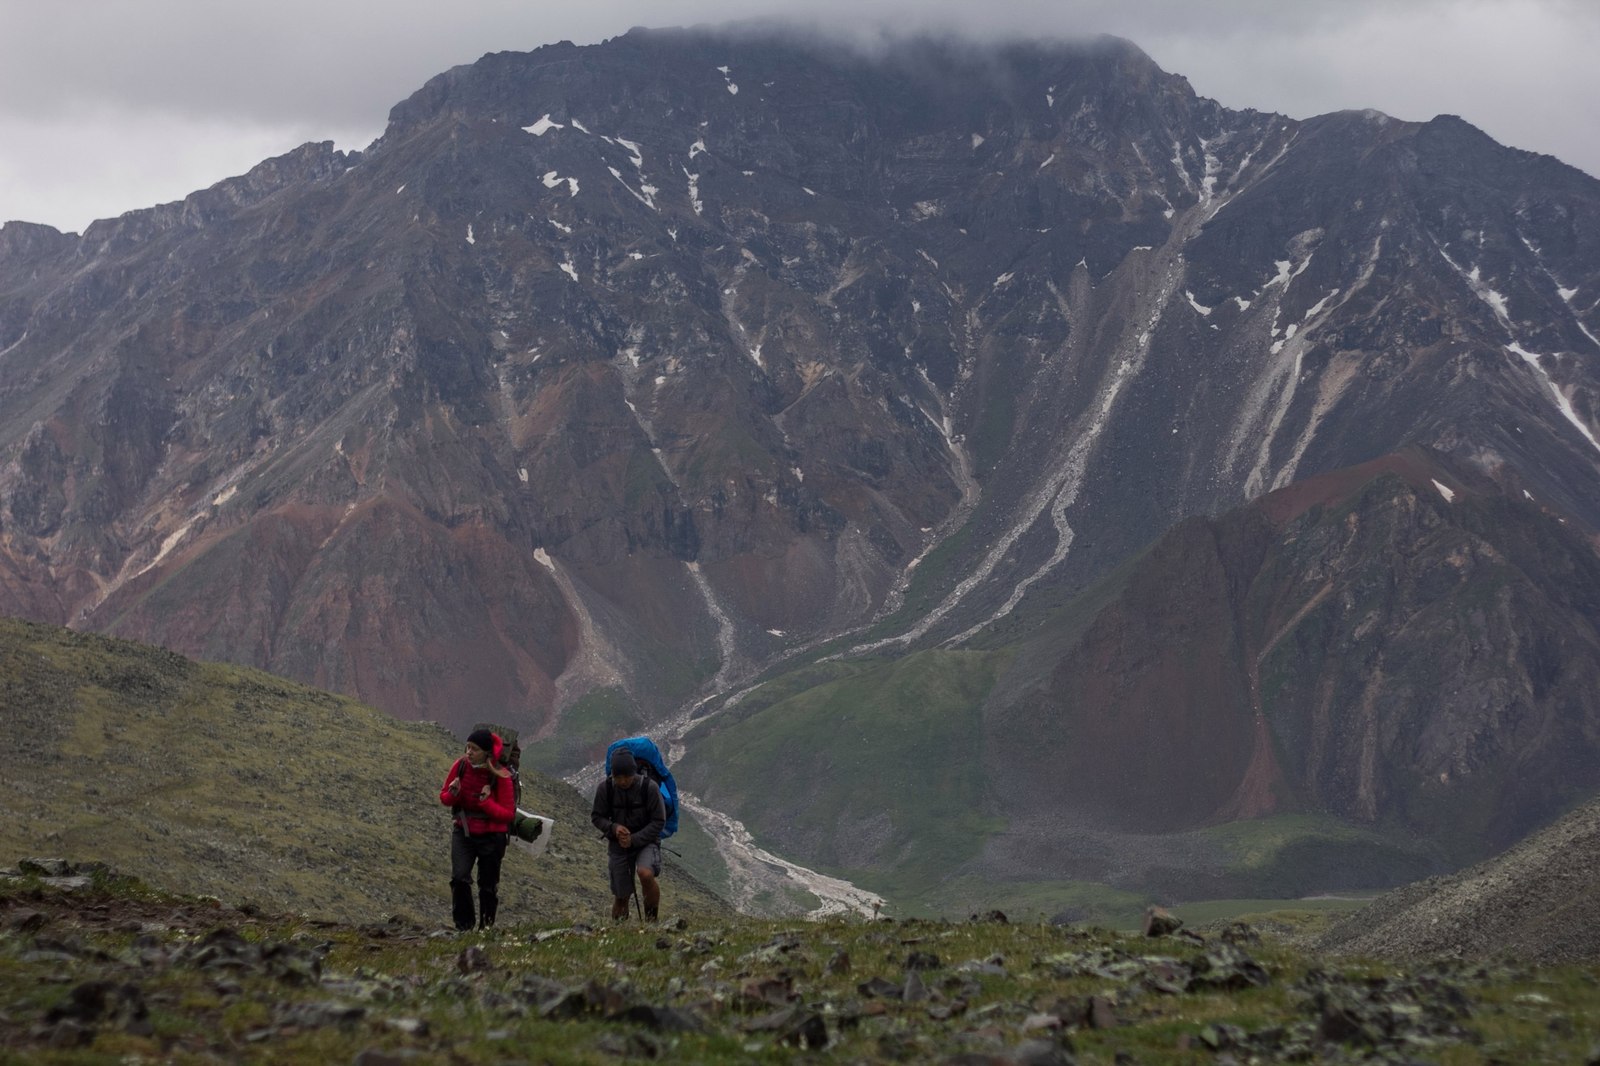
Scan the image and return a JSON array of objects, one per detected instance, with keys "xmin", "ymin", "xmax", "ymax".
[{"xmin": 644, "ymin": 906, "xmax": 659, "ymax": 923}]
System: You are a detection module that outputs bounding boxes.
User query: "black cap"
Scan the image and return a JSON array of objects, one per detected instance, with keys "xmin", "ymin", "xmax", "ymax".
[
  {"xmin": 611, "ymin": 749, "xmax": 638, "ymax": 776},
  {"xmin": 466, "ymin": 729, "xmax": 496, "ymax": 753}
]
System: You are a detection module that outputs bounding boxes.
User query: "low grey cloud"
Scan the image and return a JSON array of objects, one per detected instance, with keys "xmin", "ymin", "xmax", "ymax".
[{"xmin": 3, "ymin": 0, "xmax": 1596, "ymax": 231}]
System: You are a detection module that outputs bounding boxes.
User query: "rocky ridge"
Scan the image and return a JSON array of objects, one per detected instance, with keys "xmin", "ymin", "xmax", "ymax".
[{"xmin": 1318, "ymin": 792, "xmax": 1600, "ymax": 965}]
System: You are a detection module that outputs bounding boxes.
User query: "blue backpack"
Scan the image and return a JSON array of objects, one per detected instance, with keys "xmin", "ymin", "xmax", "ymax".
[{"xmin": 605, "ymin": 736, "xmax": 679, "ymax": 840}]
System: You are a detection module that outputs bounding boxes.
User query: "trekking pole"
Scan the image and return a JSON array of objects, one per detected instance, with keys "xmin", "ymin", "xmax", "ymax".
[{"xmin": 632, "ymin": 888, "xmax": 643, "ymax": 921}]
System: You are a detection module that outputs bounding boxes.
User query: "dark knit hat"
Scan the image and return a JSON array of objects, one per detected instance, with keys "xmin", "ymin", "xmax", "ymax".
[
  {"xmin": 610, "ymin": 749, "xmax": 638, "ymax": 776},
  {"xmin": 466, "ymin": 729, "xmax": 497, "ymax": 753}
]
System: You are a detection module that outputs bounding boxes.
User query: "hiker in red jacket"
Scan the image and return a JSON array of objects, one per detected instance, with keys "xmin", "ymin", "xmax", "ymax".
[{"xmin": 440, "ymin": 729, "xmax": 516, "ymax": 930}]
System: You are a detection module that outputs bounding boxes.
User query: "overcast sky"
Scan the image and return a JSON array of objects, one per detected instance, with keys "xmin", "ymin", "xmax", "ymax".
[{"xmin": 3, "ymin": 0, "xmax": 1596, "ymax": 233}]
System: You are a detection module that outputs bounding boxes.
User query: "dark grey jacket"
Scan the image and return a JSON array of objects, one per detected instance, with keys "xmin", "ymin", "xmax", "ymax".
[{"xmin": 591, "ymin": 777, "xmax": 665, "ymax": 853}]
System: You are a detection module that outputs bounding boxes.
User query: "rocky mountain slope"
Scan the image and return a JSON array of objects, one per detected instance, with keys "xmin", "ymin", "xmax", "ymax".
[
  {"xmin": 1319, "ymin": 790, "xmax": 1600, "ymax": 965},
  {"xmin": 1, "ymin": 28, "xmax": 1596, "ymax": 745},
  {"xmin": 0, "ymin": 617, "xmax": 728, "ymax": 925},
  {"xmin": 684, "ymin": 447, "xmax": 1600, "ymax": 908}
]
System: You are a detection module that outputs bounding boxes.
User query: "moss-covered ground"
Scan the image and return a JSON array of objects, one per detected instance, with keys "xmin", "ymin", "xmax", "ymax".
[{"xmin": 2, "ymin": 867, "xmax": 1597, "ymax": 1064}]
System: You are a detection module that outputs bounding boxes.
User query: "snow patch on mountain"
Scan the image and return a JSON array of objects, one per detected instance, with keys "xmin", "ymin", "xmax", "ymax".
[
  {"xmin": 1520, "ymin": 233, "xmax": 1600, "ymax": 350},
  {"xmin": 1439, "ymin": 246, "xmax": 1513, "ymax": 332},
  {"xmin": 542, "ymin": 171, "xmax": 579, "ymax": 197},
  {"xmin": 1508, "ymin": 343, "xmax": 1600, "ymax": 455},
  {"xmin": 1304, "ymin": 289, "xmax": 1340, "ymax": 319},
  {"xmin": 684, "ymin": 167, "xmax": 703, "ymax": 215},
  {"xmin": 1234, "ymin": 238, "xmax": 1379, "ymax": 496},
  {"xmin": 608, "ymin": 167, "xmax": 657, "ymax": 210},
  {"xmin": 1199, "ymin": 138, "xmax": 1220, "ymax": 205},
  {"xmin": 614, "ymin": 137, "xmax": 644, "ymax": 170},
  {"xmin": 1170, "ymin": 140, "xmax": 1196, "ymax": 194}
]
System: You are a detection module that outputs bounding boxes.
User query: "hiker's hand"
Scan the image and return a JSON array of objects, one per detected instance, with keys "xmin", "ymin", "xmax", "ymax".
[
  {"xmin": 448, "ymin": 779, "xmax": 460, "ymax": 796},
  {"xmin": 477, "ymin": 785, "xmax": 491, "ymax": 801},
  {"xmin": 615, "ymin": 826, "xmax": 631, "ymax": 847}
]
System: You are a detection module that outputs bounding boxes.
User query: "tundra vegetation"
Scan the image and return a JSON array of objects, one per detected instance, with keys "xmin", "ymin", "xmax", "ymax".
[{"xmin": 3, "ymin": 862, "xmax": 1599, "ymax": 1063}]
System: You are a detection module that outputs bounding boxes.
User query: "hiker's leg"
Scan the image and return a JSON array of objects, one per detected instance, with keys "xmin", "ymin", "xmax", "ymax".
[
  {"xmin": 477, "ymin": 834, "xmax": 507, "ymax": 928},
  {"xmin": 607, "ymin": 849, "xmax": 635, "ymax": 920},
  {"xmin": 638, "ymin": 844, "xmax": 661, "ymax": 920},
  {"xmin": 449, "ymin": 829, "xmax": 476, "ymax": 931},
  {"xmin": 638, "ymin": 867, "xmax": 660, "ymax": 919}
]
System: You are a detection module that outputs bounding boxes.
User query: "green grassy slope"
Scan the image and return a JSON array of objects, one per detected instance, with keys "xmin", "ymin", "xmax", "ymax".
[
  {"xmin": 0, "ymin": 617, "xmax": 729, "ymax": 925},
  {"xmin": 682, "ymin": 650, "xmax": 1006, "ymax": 904}
]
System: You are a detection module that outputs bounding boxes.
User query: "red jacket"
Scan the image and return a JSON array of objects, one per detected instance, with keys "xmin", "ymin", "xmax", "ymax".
[{"xmin": 440, "ymin": 756, "xmax": 516, "ymax": 835}]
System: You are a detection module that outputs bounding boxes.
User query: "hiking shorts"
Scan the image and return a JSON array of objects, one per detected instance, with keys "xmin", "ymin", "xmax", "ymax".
[{"xmin": 608, "ymin": 843, "xmax": 661, "ymax": 899}]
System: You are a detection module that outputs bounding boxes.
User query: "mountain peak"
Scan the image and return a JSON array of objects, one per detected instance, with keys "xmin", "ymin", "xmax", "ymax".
[
  {"xmin": 0, "ymin": 219, "xmax": 74, "ymax": 260},
  {"xmin": 380, "ymin": 23, "xmax": 1193, "ymax": 143},
  {"xmin": 2, "ymin": 23, "xmax": 1599, "ymax": 911}
]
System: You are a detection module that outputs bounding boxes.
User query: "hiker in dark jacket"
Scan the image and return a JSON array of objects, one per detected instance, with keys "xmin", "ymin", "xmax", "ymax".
[
  {"xmin": 590, "ymin": 749, "xmax": 665, "ymax": 920},
  {"xmin": 440, "ymin": 729, "xmax": 516, "ymax": 931}
]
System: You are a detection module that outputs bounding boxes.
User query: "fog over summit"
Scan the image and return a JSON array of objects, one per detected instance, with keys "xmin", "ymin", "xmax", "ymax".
[{"xmin": 3, "ymin": 1, "xmax": 1597, "ymax": 230}]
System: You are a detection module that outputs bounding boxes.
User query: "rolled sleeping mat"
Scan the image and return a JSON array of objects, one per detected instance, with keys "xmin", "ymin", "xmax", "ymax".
[{"xmin": 510, "ymin": 810, "xmax": 553, "ymax": 857}]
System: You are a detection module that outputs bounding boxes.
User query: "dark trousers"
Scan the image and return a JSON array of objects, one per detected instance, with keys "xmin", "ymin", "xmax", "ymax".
[{"xmin": 450, "ymin": 827, "xmax": 508, "ymax": 930}]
